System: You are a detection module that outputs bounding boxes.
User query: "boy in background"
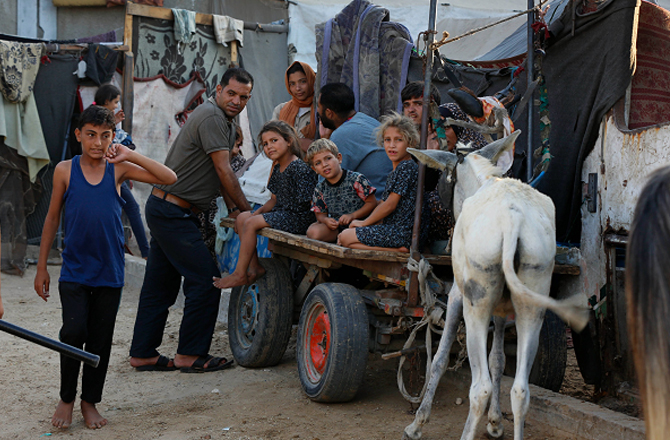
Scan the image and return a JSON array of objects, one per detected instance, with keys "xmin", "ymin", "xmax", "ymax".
[
  {"xmin": 305, "ymin": 139, "xmax": 376, "ymax": 242},
  {"xmin": 34, "ymin": 106, "xmax": 176, "ymax": 430}
]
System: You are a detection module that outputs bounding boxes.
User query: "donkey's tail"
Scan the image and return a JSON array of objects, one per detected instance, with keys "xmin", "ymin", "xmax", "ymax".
[{"xmin": 501, "ymin": 210, "xmax": 589, "ymax": 332}]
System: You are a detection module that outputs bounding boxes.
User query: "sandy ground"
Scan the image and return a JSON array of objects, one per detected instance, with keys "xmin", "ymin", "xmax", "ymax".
[{"xmin": 1, "ymin": 264, "xmax": 576, "ymax": 440}]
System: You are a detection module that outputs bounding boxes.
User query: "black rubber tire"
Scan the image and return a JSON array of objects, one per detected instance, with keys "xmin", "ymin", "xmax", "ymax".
[
  {"xmin": 297, "ymin": 283, "xmax": 369, "ymax": 403},
  {"xmin": 228, "ymin": 258, "xmax": 294, "ymax": 368},
  {"xmin": 504, "ymin": 310, "xmax": 567, "ymax": 391},
  {"xmin": 529, "ymin": 311, "xmax": 567, "ymax": 391}
]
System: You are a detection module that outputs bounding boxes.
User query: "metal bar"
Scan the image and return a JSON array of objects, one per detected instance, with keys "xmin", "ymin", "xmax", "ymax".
[
  {"xmin": 0, "ymin": 320, "xmax": 100, "ymax": 368},
  {"xmin": 526, "ymin": 0, "xmax": 535, "ymax": 183},
  {"xmin": 408, "ymin": 0, "xmax": 439, "ymax": 307}
]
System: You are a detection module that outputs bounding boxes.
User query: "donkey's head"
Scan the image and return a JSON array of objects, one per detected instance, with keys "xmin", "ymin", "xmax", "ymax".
[{"xmin": 409, "ymin": 130, "xmax": 520, "ymax": 221}]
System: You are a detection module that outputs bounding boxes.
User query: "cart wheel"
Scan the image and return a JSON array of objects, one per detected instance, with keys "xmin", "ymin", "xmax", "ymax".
[
  {"xmin": 228, "ymin": 258, "xmax": 294, "ymax": 368},
  {"xmin": 297, "ymin": 283, "xmax": 369, "ymax": 403},
  {"xmin": 504, "ymin": 310, "xmax": 567, "ymax": 391}
]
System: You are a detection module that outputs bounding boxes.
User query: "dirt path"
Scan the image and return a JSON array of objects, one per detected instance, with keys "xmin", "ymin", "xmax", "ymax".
[{"xmin": 1, "ymin": 265, "xmax": 568, "ymax": 440}]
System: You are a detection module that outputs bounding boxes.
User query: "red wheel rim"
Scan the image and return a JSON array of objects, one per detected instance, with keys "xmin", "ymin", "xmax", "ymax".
[{"xmin": 303, "ymin": 302, "xmax": 331, "ymax": 382}]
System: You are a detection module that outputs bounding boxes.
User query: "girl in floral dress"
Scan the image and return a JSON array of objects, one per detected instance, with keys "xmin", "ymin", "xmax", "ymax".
[
  {"xmin": 213, "ymin": 121, "xmax": 317, "ymax": 288},
  {"xmin": 338, "ymin": 113, "xmax": 419, "ymax": 252}
]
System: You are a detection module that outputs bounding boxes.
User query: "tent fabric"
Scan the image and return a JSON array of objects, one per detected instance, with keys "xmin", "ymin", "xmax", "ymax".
[
  {"xmin": 33, "ymin": 54, "xmax": 80, "ymax": 163},
  {"xmin": 290, "ymin": 1, "xmax": 532, "ymax": 68},
  {"xmin": 134, "ymin": 17, "xmax": 231, "ymax": 96},
  {"xmin": 109, "ymin": 73, "xmax": 207, "ymax": 222},
  {"xmin": 0, "ymin": 141, "xmax": 39, "ymax": 275},
  {"xmin": 476, "ymin": 0, "xmax": 570, "ymax": 61},
  {"xmin": 315, "ymin": 0, "xmax": 414, "ymax": 119},
  {"xmin": 538, "ymin": 0, "xmax": 639, "ymax": 243},
  {"xmin": 437, "ymin": 10, "xmax": 526, "ymax": 61},
  {"xmin": 133, "ymin": 15, "xmax": 289, "ymax": 147},
  {"xmin": 0, "ymin": 94, "xmax": 50, "ymax": 182},
  {"xmin": 238, "ymin": 29, "xmax": 290, "ymax": 145},
  {"xmin": 628, "ymin": 0, "xmax": 670, "ymax": 129},
  {"xmin": 0, "ymin": 41, "xmax": 42, "ymax": 104}
]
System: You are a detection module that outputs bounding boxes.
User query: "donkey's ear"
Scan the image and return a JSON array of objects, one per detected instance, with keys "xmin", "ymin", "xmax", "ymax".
[
  {"xmin": 408, "ymin": 148, "xmax": 458, "ymax": 172},
  {"xmin": 476, "ymin": 130, "xmax": 521, "ymax": 164}
]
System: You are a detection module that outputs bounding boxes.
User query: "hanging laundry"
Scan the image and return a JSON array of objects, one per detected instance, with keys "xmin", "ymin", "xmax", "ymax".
[
  {"xmin": 84, "ymin": 43, "xmax": 119, "ymax": 85},
  {"xmin": 0, "ymin": 41, "xmax": 43, "ymax": 103},
  {"xmin": 33, "ymin": 54, "xmax": 80, "ymax": 163},
  {"xmin": 212, "ymin": 15, "xmax": 244, "ymax": 48},
  {"xmin": 0, "ymin": 94, "xmax": 50, "ymax": 182},
  {"xmin": 76, "ymin": 29, "xmax": 119, "ymax": 44},
  {"xmin": 171, "ymin": 8, "xmax": 197, "ymax": 54}
]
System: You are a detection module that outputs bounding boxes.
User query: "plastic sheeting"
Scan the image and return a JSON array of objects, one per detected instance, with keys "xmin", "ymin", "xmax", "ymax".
[
  {"xmin": 289, "ymin": 0, "xmax": 532, "ymax": 68},
  {"xmin": 239, "ymin": 29, "xmax": 290, "ymax": 148}
]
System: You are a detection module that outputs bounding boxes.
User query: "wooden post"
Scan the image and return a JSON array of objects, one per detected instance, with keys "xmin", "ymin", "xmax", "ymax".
[
  {"xmin": 122, "ymin": 52, "xmax": 134, "ymax": 135},
  {"xmin": 124, "ymin": 2, "xmax": 134, "ymax": 52},
  {"xmin": 230, "ymin": 41, "xmax": 238, "ymax": 67}
]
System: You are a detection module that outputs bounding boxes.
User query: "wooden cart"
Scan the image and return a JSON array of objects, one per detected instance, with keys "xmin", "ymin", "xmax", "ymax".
[{"xmin": 220, "ymin": 217, "xmax": 579, "ymax": 402}]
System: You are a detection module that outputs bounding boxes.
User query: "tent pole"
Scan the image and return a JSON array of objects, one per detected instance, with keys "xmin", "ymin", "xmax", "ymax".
[
  {"xmin": 408, "ymin": 0, "xmax": 438, "ymax": 308},
  {"xmin": 526, "ymin": 0, "xmax": 535, "ymax": 183}
]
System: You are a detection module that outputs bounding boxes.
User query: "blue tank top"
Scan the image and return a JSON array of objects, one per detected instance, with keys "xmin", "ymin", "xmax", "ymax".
[{"xmin": 59, "ymin": 156, "xmax": 125, "ymax": 287}]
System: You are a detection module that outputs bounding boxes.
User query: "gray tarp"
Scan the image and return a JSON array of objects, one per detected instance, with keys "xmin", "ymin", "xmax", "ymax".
[{"xmin": 239, "ymin": 29, "xmax": 290, "ymax": 146}]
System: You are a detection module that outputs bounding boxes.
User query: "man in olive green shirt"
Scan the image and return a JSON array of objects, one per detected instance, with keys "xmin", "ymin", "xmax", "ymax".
[{"xmin": 129, "ymin": 68, "xmax": 253, "ymax": 373}]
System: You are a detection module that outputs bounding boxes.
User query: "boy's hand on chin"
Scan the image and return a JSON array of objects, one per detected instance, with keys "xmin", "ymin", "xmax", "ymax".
[{"xmin": 105, "ymin": 144, "xmax": 131, "ymax": 163}]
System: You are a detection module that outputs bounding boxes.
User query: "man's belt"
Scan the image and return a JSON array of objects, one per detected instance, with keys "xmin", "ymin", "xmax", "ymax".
[{"xmin": 151, "ymin": 187, "xmax": 201, "ymax": 214}]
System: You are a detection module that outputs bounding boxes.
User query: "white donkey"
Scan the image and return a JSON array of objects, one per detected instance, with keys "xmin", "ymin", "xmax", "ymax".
[{"xmin": 403, "ymin": 131, "xmax": 589, "ymax": 440}]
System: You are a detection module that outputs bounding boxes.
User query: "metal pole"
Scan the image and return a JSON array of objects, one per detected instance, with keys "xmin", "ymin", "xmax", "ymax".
[
  {"xmin": 526, "ymin": 0, "xmax": 535, "ymax": 183},
  {"xmin": 0, "ymin": 319, "xmax": 100, "ymax": 367},
  {"xmin": 408, "ymin": 0, "xmax": 438, "ymax": 307}
]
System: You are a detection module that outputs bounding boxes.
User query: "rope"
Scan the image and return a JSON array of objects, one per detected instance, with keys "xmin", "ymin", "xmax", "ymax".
[
  {"xmin": 397, "ymin": 258, "xmax": 448, "ymax": 403},
  {"xmin": 431, "ymin": 0, "xmax": 550, "ymax": 50}
]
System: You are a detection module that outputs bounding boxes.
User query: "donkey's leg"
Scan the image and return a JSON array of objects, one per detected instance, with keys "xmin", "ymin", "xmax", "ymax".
[
  {"xmin": 509, "ymin": 264, "xmax": 553, "ymax": 440},
  {"xmin": 403, "ymin": 285, "xmax": 464, "ymax": 440},
  {"xmin": 486, "ymin": 315, "xmax": 506, "ymax": 438},
  {"xmin": 509, "ymin": 308, "xmax": 543, "ymax": 440},
  {"xmin": 460, "ymin": 298, "xmax": 495, "ymax": 440}
]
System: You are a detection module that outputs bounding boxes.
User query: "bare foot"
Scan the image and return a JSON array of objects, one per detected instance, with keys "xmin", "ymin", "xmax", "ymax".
[
  {"xmin": 81, "ymin": 400, "xmax": 107, "ymax": 429},
  {"xmin": 213, "ymin": 272, "xmax": 248, "ymax": 289},
  {"xmin": 246, "ymin": 266, "xmax": 266, "ymax": 285},
  {"xmin": 52, "ymin": 399, "xmax": 74, "ymax": 429}
]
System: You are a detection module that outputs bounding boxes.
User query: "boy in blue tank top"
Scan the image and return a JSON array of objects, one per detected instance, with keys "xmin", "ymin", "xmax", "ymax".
[{"xmin": 33, "ymin": 106, "xmax": 176, "ymax": 430}]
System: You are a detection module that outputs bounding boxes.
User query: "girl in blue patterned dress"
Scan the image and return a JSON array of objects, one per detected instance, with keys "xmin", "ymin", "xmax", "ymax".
[
  {"xmin": 214, "ymin": 121, "xmax": 317, "ymax": 288},
  {"xmin": 339, "ymin": 113, "xmax": 419, "ymax": 252}
]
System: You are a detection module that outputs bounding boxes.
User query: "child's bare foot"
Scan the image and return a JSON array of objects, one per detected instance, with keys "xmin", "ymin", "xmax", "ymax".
[
  {"xmin": 81, "ymin": 400, "xmax": 107, "ymax": 429},
  {"xmin": 213, "ymin": 273, "xmax": 248, "ymax": 289},
  {"xmin": 52, "ymin": 399, "xmax": 74, "ymax": 429},
  {"xmin": 246, "ymin": 265, "xmax": 266, "ymax": 285}
]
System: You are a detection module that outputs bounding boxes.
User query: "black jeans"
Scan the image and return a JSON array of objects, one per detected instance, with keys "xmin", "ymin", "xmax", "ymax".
[
  {"xmin": 129, "ymin": 195, "xmax": 221, "ymax": 358},
  {"xmin": 58, "ymin": 282, "xmax": 121, "ymax": 404}
]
